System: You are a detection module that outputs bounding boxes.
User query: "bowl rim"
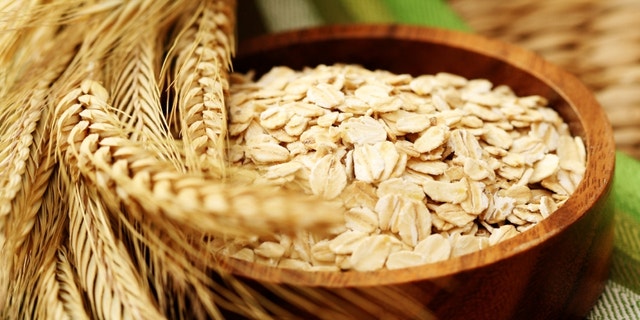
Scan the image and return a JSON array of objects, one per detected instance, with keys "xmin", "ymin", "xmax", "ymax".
[{"xmin": 221, "ymin": 24, "xmax": 616, "ymax": 287}]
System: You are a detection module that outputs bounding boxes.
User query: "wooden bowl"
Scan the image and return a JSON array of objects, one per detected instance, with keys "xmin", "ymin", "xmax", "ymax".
[{"xmin": 224, "ymin": 25, "xmax": 616, "ymax": 319}]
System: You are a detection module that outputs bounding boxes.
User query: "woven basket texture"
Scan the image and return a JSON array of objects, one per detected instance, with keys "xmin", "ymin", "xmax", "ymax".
[{"xmin": 449, "ymin": 0, "xmax": 640, "ymax": 158}]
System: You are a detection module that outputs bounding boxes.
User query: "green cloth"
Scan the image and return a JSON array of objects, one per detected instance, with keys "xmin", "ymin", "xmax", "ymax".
[
  {"xmin": 241, "ymin": 1, "xmax": 640, "ymax": 318},
  {"xmin": 610, "ymin": 153, "xmax": 640, "ymax": 292},
  {"xmin": 591, "ymin": 151, "xmax": 640, "ymax": 318}
]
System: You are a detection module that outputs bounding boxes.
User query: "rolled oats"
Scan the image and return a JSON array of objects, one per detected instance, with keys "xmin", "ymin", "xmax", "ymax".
[
  {"xmin": 224, "ymin": 63, "xmax": 587, "ymax": 272},
  {"xmin": 350, "ymin": 234, "xmax": 394, "ymax": 272},
  {"xmin": 328, "ymin": 230, "xmax": 369, "ymax": 255},
  {"xmin": 278, "ymin": 258, "xmax": 311, "ymax": 270},
  {"xmin": 344, "ymin": 206, "xmax": 379, "ymax": 233},
  {"xmin": 352, "ymin": 141, "xmax": 400, "ymax": 183},
  {"xmin": 254, "ymin": 241, "xmax": 287, "ymax": 260},
  {"xmin": 414, "ymin": 233, "xmax": 452, "ymax": 263},
  {"xmin": 309, "ymin": 153, "xmax": 348, "ymax": 199},
  {"xmin": 306, "ymin": 82, "xmax": 345, "ymax": 109},
  {"xmin": 395, "ymin": 111, "xmax": 434, "ymax": 133},
  {"xmin": 450, "ymin": 234, "xmax": 490, "ymax": 257},
  {"xmin": 376, "ymin": 177, "xmax": 425, "ymax": 201},
  {"xmin": 422, "ymin": 179, "xmax": 468, "ymax": 204},
  {"xmin": 488, "ymin": 225, "xmax": 519, "ymax": 246},
  {"xmin": 434, "ymin": 203, "xmax": 476, "ymax": 227},
  {"xmin": 407, "ymin": 159, "xmax": 448, "ymax": 176},
  {"xmin": 396, "ymin": 199, "xmax": 431, "ymax": 246},
  {"xmin": 339, "ymin": 115, "xmax": 387, "ymax": 145},
  {"xmin": 413, "ymin": 125, "xmax": 449, "ymax": 153},
  {"xmin": 386, "ymin": 251, "xmax": 427, "ymax": 269}
]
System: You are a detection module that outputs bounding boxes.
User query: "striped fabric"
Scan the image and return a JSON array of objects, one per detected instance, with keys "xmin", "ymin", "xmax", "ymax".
[{"xmin": 240, "ymin": 1, "xmax": 640, "ymax": 319}]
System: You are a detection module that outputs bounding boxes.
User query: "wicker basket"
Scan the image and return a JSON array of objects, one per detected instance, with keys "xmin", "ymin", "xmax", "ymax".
[{"xmin": 449, "ymin": 0, "xmax": 640, "ymax": 159}]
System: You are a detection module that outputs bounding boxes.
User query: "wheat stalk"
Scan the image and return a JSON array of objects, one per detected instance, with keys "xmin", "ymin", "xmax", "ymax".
[
  {"xmin": 119, "ymin": 215, "xmax": 258, "ymax": 319},
  {"xmin": 108, "ymin": 199, "xmax": 250, "ymax": 319}
]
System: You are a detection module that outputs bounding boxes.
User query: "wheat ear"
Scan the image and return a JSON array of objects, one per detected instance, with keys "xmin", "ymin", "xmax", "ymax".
[
  {"xmin": 55, "ymin": 249, "xmax": 91, "ymax": 320},
  {"xmin": 170, "ymin": 0, "xmax": 236, "ymax": 173},
  {"xmin": 104, "ymin": 21, "xmax": 184, "ymax": 170},
  {"xmin": 94, "ymin": 181, "xmax": 275, "ymax": 319},
  {"xmin": 0, "ymin": 167, "xmax": 68, "ymax": 319},
  {"xmin": 0, "ymin": 24, "xmax": 68, "ymax": 242},
  {"xmin": 0, "ymin": 24, "xmax": 82, "ymax": 262},
  {"xmin": 0, "ymin": 24, "xmax": 84, "ymax": 310},
  {"xmin": 66, "ymin": 175, "xmax": 165, "ymax": 319},
  {"xmin": 0, "ymin": 104, "xmax": 42, "ymax": 235},
  {"xmin": 54, "ymin": 80, "xmax": 343, "ymax": 236},
  {"xmin": 29, "ymin": 171, "xmax": 82, "ymax": 320}
]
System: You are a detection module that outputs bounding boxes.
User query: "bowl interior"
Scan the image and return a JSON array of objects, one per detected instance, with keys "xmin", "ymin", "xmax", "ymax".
[{"xmin": 226, "ymin": 24, "xmax": 614, "ymax": 287}]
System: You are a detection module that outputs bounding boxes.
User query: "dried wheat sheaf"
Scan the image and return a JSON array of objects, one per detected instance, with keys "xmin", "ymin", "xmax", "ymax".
[{"xmin": 0, "ymin": 1, "xmax": 346, "ymax": 319}]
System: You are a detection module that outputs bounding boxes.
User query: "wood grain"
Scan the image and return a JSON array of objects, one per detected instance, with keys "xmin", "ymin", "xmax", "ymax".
[{"xmin": 224, "ymin": 25, "xmax": 616, "ymax": 319}]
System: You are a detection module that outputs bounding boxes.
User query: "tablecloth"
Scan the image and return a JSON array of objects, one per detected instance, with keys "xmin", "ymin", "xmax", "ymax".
[{"xmin": 239, "ymin": 1, "xmax": 640, "ymax": 319}]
